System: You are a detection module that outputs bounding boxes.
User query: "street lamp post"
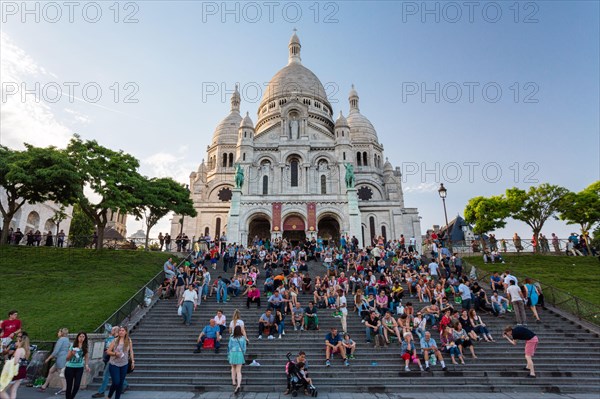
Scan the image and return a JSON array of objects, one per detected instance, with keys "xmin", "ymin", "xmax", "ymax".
[
  {"xmin": 179, "ymin": 184, "xmax": 190, "ymax": 237},
  {"xmin": 438, "ymin": 183, "xmax": 450, "ymax": 250}
]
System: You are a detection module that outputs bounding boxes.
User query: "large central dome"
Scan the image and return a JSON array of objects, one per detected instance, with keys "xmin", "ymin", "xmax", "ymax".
[
  {"xmin": 260, "ymin": 63, "xmax": 328, "ymax": 107},
  {"xmin": 259, "ymin": 32, "xmax": 330, "ymax": 111}
]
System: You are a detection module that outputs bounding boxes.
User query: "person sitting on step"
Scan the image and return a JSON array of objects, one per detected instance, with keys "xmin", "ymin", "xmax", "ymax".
[
  {"xmin": 341, "ymin": 333, "xmax": 356, "ymax": 359},
  {"xmin": 397, "ymin": 313, "xmax": 412, "ymax": 336},
  {"xmin": 213, "ymin": 310, "xmax": 227, "ymax": 335},
  {"xmin": 421, "ymin": 299, "xmax": 441, "ymax": 329},
  {"xmin": 324, "ymin": 327, "xmax": 349, "ymax": 367},
  {"xmin": 268, "ymin": 289, "xmax": 285, "ymax": 313},
  {"xmin": 257, "ymin": 309, "xmax": 277, "ymax": 340},
  {"xmin": 375, "ymin": 290, "xmax": 389, "ymax": 315},
  {"xmin": 381, "ymin": 311, "xmax": 402, "ymax": 345},
  {"xmin": 304, "ymin": 302, "xmax": 319, "ymax": 331},
  {"xmin": 275, "ymin": 309, "xmax": 286, "ymax": 339},
  {"xmin": 292, "ymin": 302, "xmax": 305, "ymax": 331},
  {"xmin": 194, "ymin": 319, "xmax": 221, "ymax": 354},
  {"xmin": 244, "ymin": 285, "xmax": 261, "ymax": 309},
  {"xmin": 364, "ymin": 310, "xmax": 382, "ymax": 344},
  {"xmin": 313, "ymin": 285, "xmax": 327, "ymax": 309},
  {"xmin": 263, "ymin": 276, "xmax": 275, "ymax": 296},
  {"xmin": 228, "ymin": 277, "xmax": 242, "ymax": 297},
  {"xmin": 453, "ymin": 322, "xmax": 477, "ymax": 359},
  {"xmin": 491, "ymin": 290, "xmax": 509, "ymax": 317},
  {"xmin": 401, "ymin": 332, "xmax": 424, "ymax": 372},
  {"xmin": 440, "ymin": 325, "xmax": 464, "ymax": 365},
  {"xmin": 419, "ymin": 331, "xmax": 447, "ymax": 372}
]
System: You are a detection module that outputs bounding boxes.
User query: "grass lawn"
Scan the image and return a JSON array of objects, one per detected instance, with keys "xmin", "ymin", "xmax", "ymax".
[
  {"xmin": 0, "ymin": 246, "xmax": 171, "ymax": 341},
  {"xmin": 464, "ymin": 254, "xmax": 600, "ymax": 307}
]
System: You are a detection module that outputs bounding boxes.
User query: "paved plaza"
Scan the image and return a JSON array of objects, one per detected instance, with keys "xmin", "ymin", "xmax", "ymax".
[{"xmin": 16, "ymin": 387, "xmax": 600, "ymax": 399}]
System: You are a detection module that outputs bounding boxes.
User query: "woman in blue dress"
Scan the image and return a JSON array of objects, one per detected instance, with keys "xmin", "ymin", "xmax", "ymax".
[
  {"xmin": 228, "ymin": 326, "xmax": 247, "ymax": 394},
  {"xmin": 524, "ymin": 278, "xmax": 541, "ymax": 322}
]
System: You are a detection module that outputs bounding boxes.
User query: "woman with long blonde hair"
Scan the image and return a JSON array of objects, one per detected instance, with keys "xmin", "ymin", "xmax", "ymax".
[
  {"xmin": 1, "ymin": 331, "xmax": 31, "ymax": 399},
  {"xmin": 38, "ymin": 328, "xmax": 69, "ymax": 394},
  {"xmin": 229, "ymin": 309, "xmax": 248, "ymax": 341},
  {"xmin": 228, "ymin": 326, "xmax": 246, "ymax": 394},
  {"xmin": 106, "ymin": 326, "xmax": 134, "ymax": 399}
]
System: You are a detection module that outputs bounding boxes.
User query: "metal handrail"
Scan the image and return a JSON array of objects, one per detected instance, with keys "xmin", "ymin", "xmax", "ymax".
[
  {"xmin": 92, "ymin": 249, "xmax": 195, "ymax": 333},
  {"xmin": 93, "ymin": 270, "xmax": 165, "ymax": 333},
  {"xmin": 463, "ymin": 260, "xmax": 600, "ymax": 326}
]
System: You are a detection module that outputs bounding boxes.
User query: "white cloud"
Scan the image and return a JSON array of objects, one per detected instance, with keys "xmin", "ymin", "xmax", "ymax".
[
  {"xmin": 64, "ymin": 108, "xmax": 91, "ymax": 125},
  {"xmin": 142, "ymin": 148, "xmax": 196, "ymax": 183},
  {"xmin": 0, "ymin": 32, "xmax": 75, "ymax": 149},
  {"xmin": 404, "ymin": 182, "xmax": 439, "ymax": 193}
]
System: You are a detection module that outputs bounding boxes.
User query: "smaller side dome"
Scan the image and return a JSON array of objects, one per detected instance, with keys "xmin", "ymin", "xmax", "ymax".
[
  {"xmin": 383, "ymin": 158, "xmax": 393, "ymax": 172},
  {"xmin": 335, "ymin": 111, "xmax": 349, "ymax": 128},
  {"xmin": 240, "ymin": 112, "xmax": 254, "ymax": 129}
]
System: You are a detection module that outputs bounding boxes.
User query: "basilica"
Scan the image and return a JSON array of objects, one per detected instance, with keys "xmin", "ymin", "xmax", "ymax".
[{"xmin": 171, "ymin": 32, "xmax": 422, "ymax": 248}]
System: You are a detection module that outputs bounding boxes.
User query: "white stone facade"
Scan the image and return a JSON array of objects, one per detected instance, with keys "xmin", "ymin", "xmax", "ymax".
[
  {"xmin": 0, "ymin": 188, "xmax": 73, "ymax": 239},
  {"xmin": 171, "ymin": 32, "xmax": 421, "ymax": 247}
]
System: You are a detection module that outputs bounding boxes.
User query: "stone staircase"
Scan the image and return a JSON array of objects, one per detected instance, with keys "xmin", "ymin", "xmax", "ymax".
[{"xmin": 90, "ymin": 260, "xmax": 600, "ymax": 394}]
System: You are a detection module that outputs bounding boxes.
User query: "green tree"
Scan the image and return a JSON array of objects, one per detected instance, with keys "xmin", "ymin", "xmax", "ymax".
[
  {"xmin": 135, "ymin": 177, "xmax": 196, "ymax": 251},
  {"xmin": 591, "ymin": 225, "xmax": 600, "ymax": 252},
  {"xmin": 67, "ymin": 136, "xmax": 144, "ymax": 249},
  {"xmin": 51, "ymin": 205, "xmax": 68, "ymax": 246},
  {"xmin": 559, "ymin": 181, "xmax": 600, "ymax": 254},
  {"xmin": 506, "ymin": 184, "xmax": 569, "ymax": 251},
  {"xmin": 0, "ymin": 145, "xmax": 78, "ymax": 245},
  {"xmin": 68, "ymin": 204, "xmax": 95, "ymax": 247},
  {"xmin": 464, "ymin": 195, "xmax": 510, "ymax": 250}
]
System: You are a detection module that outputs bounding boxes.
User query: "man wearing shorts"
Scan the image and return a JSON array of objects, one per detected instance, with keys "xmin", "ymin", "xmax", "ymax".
[
  {"xmin": 503, "ymin": 325, "xmax": 538, "ymax": 378},
  {"xmin": 324, "ymin": 327, "xmax": 349, "ymax": 367}
]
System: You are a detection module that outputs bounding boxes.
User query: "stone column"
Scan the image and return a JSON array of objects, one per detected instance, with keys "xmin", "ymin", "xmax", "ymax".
[
  {"xmin": 346, "ymin": 188, "xmax": 362, "ymax": 242},
  {"xmin": 227, "ymin": 189, "xmax": 242, "ymax": 245}
]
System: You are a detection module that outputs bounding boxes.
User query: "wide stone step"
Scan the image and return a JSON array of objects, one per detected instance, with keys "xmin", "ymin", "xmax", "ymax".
[
  {"xmin": 109, "ymin": 369, "xmax": 600, "ymax": 378},
  {"xmin": 122, "ymin": 366, "xmax": 600, "ymax": 377},
  {"xmin": 95, "ymin": 376, "xmax": 598, "ymax": 392},
  {"xmin": 86, "ymin": 382, "xmax": 600, "ymax": 394},
  {"xmin": 109, "ymin": 259, "xmax": 600, "ymax": 394}
]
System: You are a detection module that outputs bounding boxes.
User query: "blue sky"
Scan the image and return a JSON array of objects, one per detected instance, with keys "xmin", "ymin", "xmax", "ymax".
[{"xmin": 1, "ymin": 0, "xmax": 598, "ymax": 238}]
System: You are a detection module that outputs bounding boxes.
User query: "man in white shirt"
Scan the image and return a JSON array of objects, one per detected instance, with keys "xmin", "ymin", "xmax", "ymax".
[
  {"xmin": 491, "ymin": 291, "xmax": 509, "ymax": 316},
  {"xmin": 179, "ymin": 285, "xmax": 198, "ymax": 326},
  {"xmin": 428, "ymin": 260, "xmax": 440, "ymax": 282},
  {"xmin": 259, "ymin": 249, "xmax": 267, "ymax": 262},
  {"xmin": 213, "ymin": 310, "xmax": 227, "ymax": 334},
  {"xmin": 409, "ymin": 236, "xmax": 417, "ymax": 253},
  {"xmin": 506, "ymin": 280, "xmax": 527, "ymax": 325},
  {"xmin": 503, "ymin": 270, "xmax": 518, "ymax": 291},
  {"xmin": 337, "ymin": 289, "xmax": 348, "ymax": 333}
]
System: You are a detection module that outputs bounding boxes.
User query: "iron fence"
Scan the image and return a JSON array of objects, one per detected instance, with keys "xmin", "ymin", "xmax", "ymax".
[
  {"xmin": 463, "ymin": 261, "xmax": 600, "ymax": 326},
  {"xmin": 429, "ymin": 238, "xmax": 596, "ymax": 257},
  {"xmin": 1, "ymin": 235, "xmax": 185, "ymax": 252}
]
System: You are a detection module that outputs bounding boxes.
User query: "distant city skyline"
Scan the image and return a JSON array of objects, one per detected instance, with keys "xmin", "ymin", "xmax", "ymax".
[{"xmin": 1, "ymin": 1, "xmax": 598, "ymax": 240}]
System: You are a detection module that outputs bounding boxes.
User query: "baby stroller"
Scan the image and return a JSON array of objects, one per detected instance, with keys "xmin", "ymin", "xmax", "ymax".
[{"xmin": 285, "ymin": 353, "xmax": 318, "ymax": 397}]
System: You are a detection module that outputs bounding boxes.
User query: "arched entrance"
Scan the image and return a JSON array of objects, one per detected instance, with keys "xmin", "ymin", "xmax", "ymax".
[
  {"xmin": 282, "ymin": 215, "xmax": 306, "ymax": 245},
  {"xmin": 248, "ymin": 214, "xmax": 271, "ymax": 245},
  {"xmin": 318, "ymin": 215, "xmax": 340, "ymax": 246}
]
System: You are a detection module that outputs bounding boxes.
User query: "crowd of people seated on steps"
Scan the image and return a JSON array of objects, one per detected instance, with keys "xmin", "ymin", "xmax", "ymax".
[{"xmin": 156, "ymin": 232, "xmax": 545, "ymax": 379}]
